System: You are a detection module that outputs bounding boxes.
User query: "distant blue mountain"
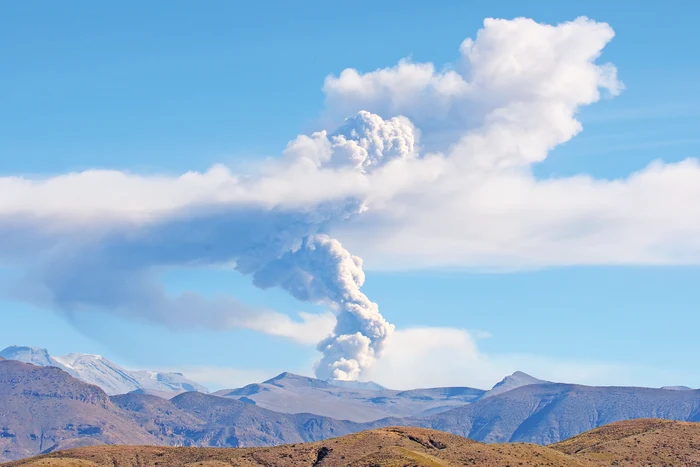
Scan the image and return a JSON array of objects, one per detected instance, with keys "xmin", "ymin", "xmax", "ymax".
[
  {"xmin": 413, "ymin": 382, "xmax": 700, "ymax": 444},
  {"xmin": 214, "ymin": 371, "xmax": 484, "ymax": 422},
  {"xmin": 3, "ymin": 355, "xmax": 700, "ymax": 463}
]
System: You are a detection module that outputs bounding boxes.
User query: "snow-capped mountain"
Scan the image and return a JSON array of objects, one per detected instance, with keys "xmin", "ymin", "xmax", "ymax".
[
  {"xmin": 130, "ymin": 370, "xmax": 208, "ymax": 394},
  {"xmin": 52, "ymin": 352, "xmax": 144, "ymax": 395},
  {"xmin": 0, "ymin": 345, "xmax": 207, "ymax": 396},
  {"xmin": 0, "ymin": 345, "xmax": 59, "ymax": 368}
]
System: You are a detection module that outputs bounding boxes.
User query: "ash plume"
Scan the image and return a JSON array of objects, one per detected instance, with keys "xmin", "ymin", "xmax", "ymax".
[
  {"xmin": 0, "ymin": 17, "xmax": 636, "ymax": 383},
  {"xmin": 253, "ymin": 233, "xmax": 394, "ymax": 380},
  {"xmin": 2, "ymin": 111, "xmax": 413, "ymax": 381}
]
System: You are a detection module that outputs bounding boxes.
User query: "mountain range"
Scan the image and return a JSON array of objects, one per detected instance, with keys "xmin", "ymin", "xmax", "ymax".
[
  {"xmin": 7, "ymin": 419, "xmax": 700, "ymax": 466},
  {"xmin": 0, "ymin": 346, "xmax": 207, "ymax": 397},
  {"xmin": 411, "ymin": 381, "xmax": 700, "ymax": 444},
  {"xmin": 0, "ymin": 359, "xmax": 159, "ymax": 462},
  {"xmin": 2, "ymin": 354, "xmax": 700, "ymax": 463},
  {"xmin": 214, "ymin": 371, "xmax": 485, "ymax": 422}
]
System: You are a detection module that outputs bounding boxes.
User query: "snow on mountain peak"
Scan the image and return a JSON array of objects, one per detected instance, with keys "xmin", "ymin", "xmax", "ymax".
[
  {"xmin": 0, "ymin": 345, "xmax": 58, "ymax": 368},
  {"xmin": 52, "ymin": 353, "xmax": 142, "ymax": 395},
  {"xmin": 0, "ymin": 345, "xmax": 208, "ymax": 396}
]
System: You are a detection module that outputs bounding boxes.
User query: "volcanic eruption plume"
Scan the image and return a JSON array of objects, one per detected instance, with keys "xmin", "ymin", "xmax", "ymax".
[{"xmin": 1, "ymin": 111, "xmax": 413, "ymax": 381}]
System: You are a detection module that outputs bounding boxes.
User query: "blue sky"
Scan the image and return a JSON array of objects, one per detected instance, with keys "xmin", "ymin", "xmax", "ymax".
[{"xmin": 1, "ymin": 1, "xmax": 699, "ymax": 390}]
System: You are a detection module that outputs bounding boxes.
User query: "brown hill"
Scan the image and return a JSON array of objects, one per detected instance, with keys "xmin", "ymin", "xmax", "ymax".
[
  {"xmin": 0, "ymin": 427, "xmax": 584, "ymax": 467},
  {"xmin": 6, "ymin": 419, "xmax": 700, "ymax": 467},
  {"xmin": 552, "ymin": 418, "xmax": 700, "ymax": 465}
]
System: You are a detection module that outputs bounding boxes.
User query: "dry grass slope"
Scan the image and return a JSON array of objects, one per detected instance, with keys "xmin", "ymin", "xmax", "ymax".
[
  {"xmin": 553, "ymin": 418, "xmax": 700, "ymax": 466},
  {"xmin": 5, "ymin": 420, "xmax": 700, "ymax": 467}
]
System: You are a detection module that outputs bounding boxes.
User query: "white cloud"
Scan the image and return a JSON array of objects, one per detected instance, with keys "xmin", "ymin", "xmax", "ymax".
[
  {"xmin": 364, "ymin": 327, "xmax": 687, "ymax": 390},
  {"xmin": 319, "ymin": 17, "xmax": 700, "ymax": 269},
  {"xmin": 234, "ymin": 311, "xmax": 336, "ymax": 345},
  {"xmin": 243, "ymin": 313, "xmax": 335, "ymax": 345},
  {"xmin": 5, "ymin": 16, "xmax": 696, "ymax": 273},
  {"xmin": 285, "ymin": 111, "xmax": 417, "ymax": 172},
  {"xmin": 337, "ymin": 158, "xmax": 700, "ymax": 270},
  {"xmin": 158, "ymin": 327, "xmax": 695, "ymax": 391},
  {"xmin": 324, "ymin": 17, "xmax": 621, "ymax": 151},
  {"xmin": 1, "ymin": 16, "xmax": 700, "ymax": 381},
  {"xmin": 166, "ymin": 366, "xmax": 279, "ymax": 391}
]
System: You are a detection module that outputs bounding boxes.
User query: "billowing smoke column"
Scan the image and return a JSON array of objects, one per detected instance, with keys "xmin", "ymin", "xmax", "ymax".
[
  {"xmin": 10, "ymin": 110, "xmax": 414, "ymax": 382},
  {"xmin": 0, "ymin": 16, "xmax": 645, "ymax": 385},
  {"xmin": 255, "ymin": 111, "xmax": 414, "ymax": 379},
  {"xmin": 253, "ymin": 233, "xmax": 394, "ymax": 380}
]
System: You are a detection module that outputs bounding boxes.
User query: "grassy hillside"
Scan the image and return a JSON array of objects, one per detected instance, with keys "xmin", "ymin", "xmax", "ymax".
[{"xmin": 6, "ymin": 419, "xmax": 700, "ymax": 467}]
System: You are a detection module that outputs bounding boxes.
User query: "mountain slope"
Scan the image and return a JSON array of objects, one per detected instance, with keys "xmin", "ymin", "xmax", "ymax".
[
  {"xmin": 215, "ymin": 372, "xmax": 484, "ymax": 422},
  {"xmin": 0, "ymin": 346, "xmax": 62, "ymax": 369},
  {"xmin": 552, "ymin": 418, "xmax": 700, "ymax": 465},
  {"xmin": 480, "ymin": 371, "xmax": 548, "ymax": 399},
  {"xmin": 418, "ymin": 382, "xmax": 700, "ymax": 444},
  {"xmin": 0, "ymin": 359, "xmax": 159, "ymax": 462},
  {"xmin": 327, "ymin": 378, "xmax": 386, "ymax": 391},
  {"xmin": 0, "ymin": 426, "xmax": 588, "ymax": 467},
  {"xmin": 112, "ymin": 390, "xmax": 371, "ymax": 447},
  {"xmin": 0, "ymin": 346, "xmax": 207, "ymax": 396},
  {"xmin": 9, "ymin": 420, "xmax": 700, "ymax": 467},
  {"xmin": 6, "ymin": 359, "xmax": 700, "ymax": 463},
  {"xmin": 52, "ymin": 353, "xmax": 143, "ymax": 396},
  {"xmin": 0, "ymin": 362, "xmax": 373, "ymax": 462}
]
